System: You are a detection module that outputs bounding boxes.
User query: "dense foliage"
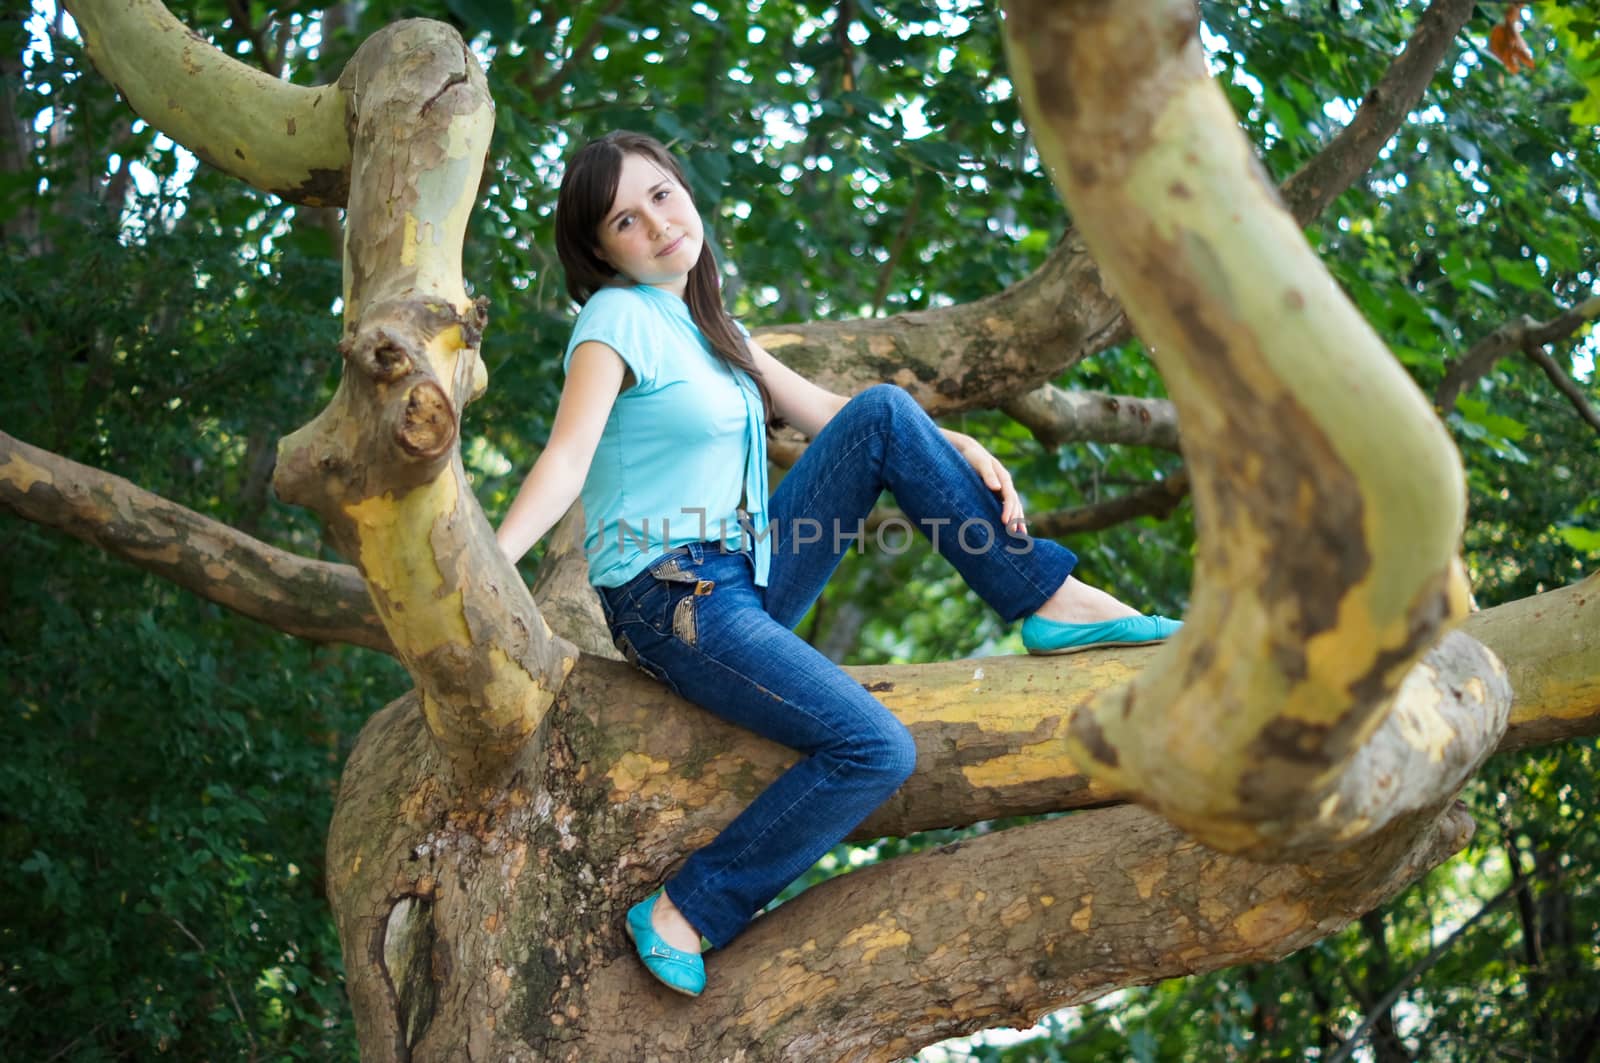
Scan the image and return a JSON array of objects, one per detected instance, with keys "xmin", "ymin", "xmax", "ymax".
[{"xmin": 2, "ymin": 0, "xmax": 1595, "ymax": 1059}]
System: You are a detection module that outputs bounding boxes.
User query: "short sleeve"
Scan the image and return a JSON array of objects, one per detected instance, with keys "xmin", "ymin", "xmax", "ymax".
[{"xmin": 562, "ymin": 288, "xmax": 659, "ymax": 388}]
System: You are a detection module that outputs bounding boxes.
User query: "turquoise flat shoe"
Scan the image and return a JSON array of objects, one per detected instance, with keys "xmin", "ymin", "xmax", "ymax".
[
  {"xmin": 1021, "ymin": 613, "xmax": 1182, "ymax": 656},
  {"xmin": 625, "ymin": 892, "xmax": 706, "ymax": 997}
]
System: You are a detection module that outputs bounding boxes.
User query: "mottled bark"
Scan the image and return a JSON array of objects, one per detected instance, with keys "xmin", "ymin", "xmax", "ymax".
[
  {"xmin": 269, "ymin": 20, "xmax": 576, "ymax": 788},
  {"xmin": 0, "ymin": 429, "xmax": 391, "ymax": 654},
  {"xmin": 1472, "ymin": 571, "xmax": 1600, "ymax": 752},
  {"xmin": 61, "ymin": 0, "xmax": 350, "ymax": 205},
  {"xmin": 1002, "ymin": 387, "xmax": 1181, "ymax": 451},
  {"xmin": 1004, "ymin": 0, "xmax": 1491, "ymax": 859},
  {"xmin": 48, "ymin": 2, "xmax": 1600, "ymax": 1060},
  {"xmin": 329, "ymin": 661, "xmax": 1484, "ymax": 1061},
  {"xmin": 317, "ymin": 573, "xmax": 1594, "ymax": 1060}
]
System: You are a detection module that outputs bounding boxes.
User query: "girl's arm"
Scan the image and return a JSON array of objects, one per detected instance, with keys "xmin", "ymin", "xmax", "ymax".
[
  {"xmin": 748, "ymin": 340, "xmax": 849, "ymax": 439},
  {"xmin": 495, "ymin": 341, "xmax": 628, "ymax": 564}
]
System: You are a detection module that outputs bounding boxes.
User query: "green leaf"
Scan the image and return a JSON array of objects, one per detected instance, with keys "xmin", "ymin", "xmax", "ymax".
[
  {"xmin": 1555, "ymin": 525, "xmax": 1600, "ymax": 552},
  {"xmin": 1457, "ymin": 397, "xmax": 1529, "ymax": 442}
]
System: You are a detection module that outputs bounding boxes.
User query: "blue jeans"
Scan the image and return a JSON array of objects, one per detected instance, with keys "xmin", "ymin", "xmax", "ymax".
[{"xmin": 596, "ymin": 385, "xmax": 1077, "ymax": 947}]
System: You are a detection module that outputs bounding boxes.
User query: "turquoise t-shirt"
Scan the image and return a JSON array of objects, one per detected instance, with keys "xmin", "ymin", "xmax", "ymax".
[{"xmin": 562, "ymin": 284, "xmax": 771, "ymax": 588}]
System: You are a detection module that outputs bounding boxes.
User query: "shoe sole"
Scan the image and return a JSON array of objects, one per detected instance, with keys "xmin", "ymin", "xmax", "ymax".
[
  {"xmin": 625, "ymin": 918, "xmax": 703, "ymax": 997},
  {"xmin": 1026, "ymin": 638, "xmax": 1166, "ymax": 656}
]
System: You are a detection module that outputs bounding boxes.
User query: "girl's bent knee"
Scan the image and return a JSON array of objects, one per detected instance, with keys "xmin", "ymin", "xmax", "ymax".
[
  {"xmin": 849, "ymin": 383, "xmax": 916, "ymax": 424},
  {"xmin": 835, "ymin": 717, "xmax": 916, "ymax": 786},
  {"xmin": 878, "ymin": 722, "xmax": 918, "ymax": 787}
]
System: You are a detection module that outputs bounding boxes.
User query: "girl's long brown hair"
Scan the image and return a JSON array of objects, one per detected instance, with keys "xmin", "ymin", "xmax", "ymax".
[{"xmin": 554, "ymin": 131, "xmax": 775, "ymax": 425}]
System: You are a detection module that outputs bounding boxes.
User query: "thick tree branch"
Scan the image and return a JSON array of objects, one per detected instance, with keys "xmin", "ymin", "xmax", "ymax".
[
  {"xmin": 752, "ymin": 226, "xmax": 1128, "ymax": 414},
  {"xmin": 272, "ymin": 20, "xmax": 576, "ymax": 787},
  {"xmin": 1002, "ymin": 387, "xmax": 1181, "ymax": 451},
  {"xmin": 1279, "ymin": 0, "xmax": 1475, "ymax": 222},
  {"xmin": 61, "ymin": 0, "xmax": 350, "ymax": 205},
  {"xmin": 1000, "ymin": 0, "xmax": 1489, "ymax": 860},
  {"xmin": 579, "ymin": 800, "xmax": 1477, "ymax": 1060},
  {"xmin": 1470, "ymin": 571, "xmax": 1600, "ymax": 753},
  {"xmin": 0, "ymin": 430, "xmax": 392, "ymax": 654},
  {"xmin": 322, "ymin": 574, "xmax": 1593, "ymax": 1058},
  {"xmin": 1434, "ymin": 296, "xmax": 1600, "ymax": 416},
  {"xmin": 576, "ymin": 574, "xmax": 1596, "ymax": 853}
]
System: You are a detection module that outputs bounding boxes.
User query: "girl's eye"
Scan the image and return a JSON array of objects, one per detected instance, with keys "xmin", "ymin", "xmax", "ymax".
[
  {"xmin": 654, "ymin": 189, "xmax": 671, "ymax": 202},
  {"xmin": 616, "ymin": 215, "xmax": 632, "ymax": 231}
]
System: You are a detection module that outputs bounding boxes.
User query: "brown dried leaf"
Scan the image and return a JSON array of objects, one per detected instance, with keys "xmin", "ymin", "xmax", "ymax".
[{"xmin": 1490, "ymin": 9, "xmax": 1537, "ymax": 74}]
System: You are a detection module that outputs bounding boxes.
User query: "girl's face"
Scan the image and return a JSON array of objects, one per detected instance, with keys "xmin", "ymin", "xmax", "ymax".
[{"xmin": 594, "ymin": 152, "xmax": 704, "ymax": 298}]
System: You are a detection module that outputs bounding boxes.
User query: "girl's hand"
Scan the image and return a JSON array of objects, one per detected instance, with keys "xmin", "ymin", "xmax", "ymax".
[{"xmin": 947, "ymin": 431, "xmax": 1026, "ymax": 535}]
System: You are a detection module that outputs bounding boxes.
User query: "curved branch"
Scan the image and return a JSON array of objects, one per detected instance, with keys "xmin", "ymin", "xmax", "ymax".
[
  {"xmin": 1002, "ymin": 386, "xmax": 1181, "ymax": 451},
  {"xmin": 62, "ymin": 0, "xmax": 350, "ymax": 205},
  {"xmin": 0, "ymin": 430, "xmax": 391, "ymax": 654},
  {"xmin": 1004, "ymin": 0, "xmax": 1484, "ymax": 858},
  {"xmin": 273, "ymin": 20, "xmax": 574, "ymax": 785},
  {"xmin": 752, "ymin": 227, "xmax": 1127, "ymax": 415}
]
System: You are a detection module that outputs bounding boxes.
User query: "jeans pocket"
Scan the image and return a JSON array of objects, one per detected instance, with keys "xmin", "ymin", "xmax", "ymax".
[{"xmin": 645, "ymin": 553, "xmax": 716, "ymax": 647}]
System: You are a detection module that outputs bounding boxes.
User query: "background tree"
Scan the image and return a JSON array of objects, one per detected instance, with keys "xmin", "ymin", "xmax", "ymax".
[{"xmin": 1, "ymin": 0, "xmax": 1595, "ymax": 1059}]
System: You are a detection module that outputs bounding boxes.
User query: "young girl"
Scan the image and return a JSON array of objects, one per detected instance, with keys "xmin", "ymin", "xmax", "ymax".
[{"xmin": 496, "ymin": 131, "xmax": 1179, "ymax": 997}]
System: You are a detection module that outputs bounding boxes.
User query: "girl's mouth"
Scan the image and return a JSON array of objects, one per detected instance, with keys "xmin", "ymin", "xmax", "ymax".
[{"xmin": 657, "ymin": 236, "xmax": 685, "ymax": 258}]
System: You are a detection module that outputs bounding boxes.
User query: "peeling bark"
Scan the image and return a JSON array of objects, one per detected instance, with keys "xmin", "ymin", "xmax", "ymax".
[
  {"xmin": 270, "ymin": 20, "xmax": 576, "ymax": 787},
  {"xmin": 1004, "ymin": 0, "xmax": 1487, "ymax": 858},
  {"xmin": 330, "ymin": 659, "xmax": 1487, "ymax": 1062}
]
